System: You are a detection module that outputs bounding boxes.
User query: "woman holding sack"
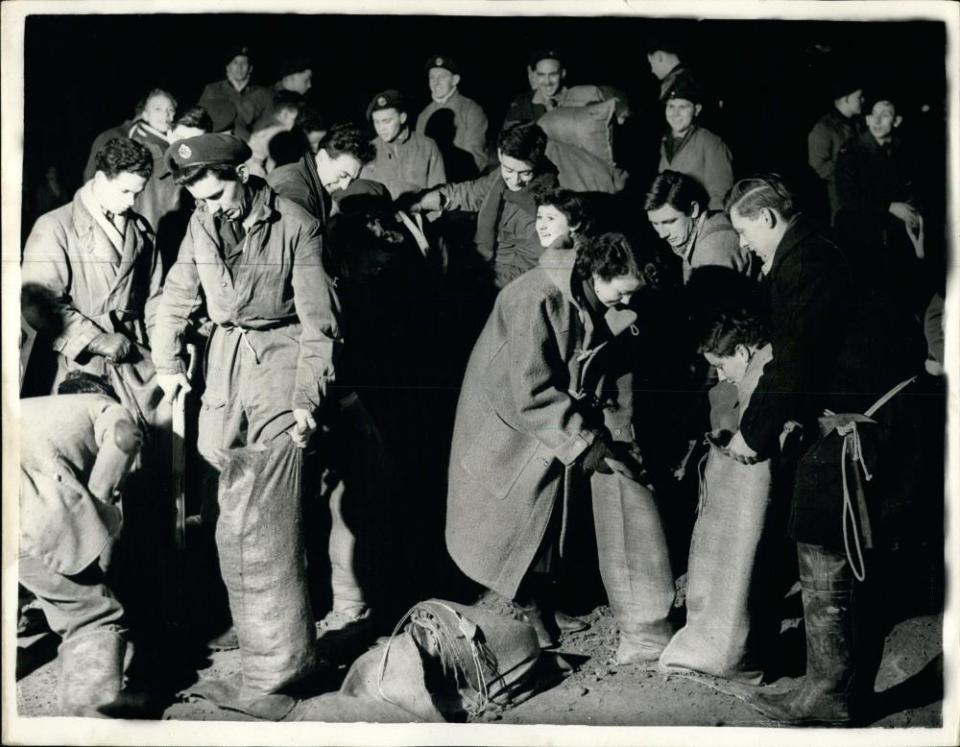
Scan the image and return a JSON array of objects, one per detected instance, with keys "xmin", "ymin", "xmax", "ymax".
[{"xmin": 445, "ymin": 231, "xmax": 675, "ymax": 663}]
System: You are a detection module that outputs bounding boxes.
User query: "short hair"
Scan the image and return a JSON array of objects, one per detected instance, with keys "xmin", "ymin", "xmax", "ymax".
[
  {"xmin": 575, "ymin": 232, "xmax": 644, "ymax": 282},
  {"xmin": 725, "ymin": 173, "xmax": 798, "ymax": 221},
  {"xmin": 175, "ymin": 105, "xmax": 213, "ymax": 133},
  {"xmin": 644, "ymin": 170, "xmax": 709, "ymax": 215},
  {"xmin": 273, "ymin": 90, "xmax": 304, "ymax": 116},
  {"xmin": 94, "ymin": 137, "xmax": 153, "ymax": 179},
  {"xmin": 57, "ymin": 370, "xmax": 119, "ymax": 400},
  {"xmin": 498, "ymin": 122, "xmax": 547, "ymax": 166},
  {"xmin": 534, "ymin": 187, "xmax": 588, "ymax": 231},
  {"xmin": 136, "ymin": 87, "xmax": 178, "ymax": 116},
  {"xmin": 698, "ymin": 308, "xmax": 769, "ymax": 357},
  {"xmin": 317, "ymin": 122, "xmax": 376, "ymax": 164},
  {"xmin": 171, "ymin": 162, "xmax": 240, "ymax": 187}
]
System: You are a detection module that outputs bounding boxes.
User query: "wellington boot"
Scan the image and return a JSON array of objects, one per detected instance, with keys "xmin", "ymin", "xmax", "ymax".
[
  {"xmin": 516, "ymin": 600, "xmax": 560, "ymax": 649},
  {"xmin": 58, "ymin": 629, "xmax": 126, "ymax": 717}
]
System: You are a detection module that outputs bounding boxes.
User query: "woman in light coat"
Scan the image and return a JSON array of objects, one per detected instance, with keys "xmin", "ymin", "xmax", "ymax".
[{"xmin": 445, "ymin": 232, "xmax": 675, "ymax": 662}]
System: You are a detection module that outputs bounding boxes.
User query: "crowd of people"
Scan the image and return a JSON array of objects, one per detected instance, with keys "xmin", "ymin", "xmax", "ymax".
[{"xmin": 17, "ymin": 36, "xmax": 947, "ymax": 727}]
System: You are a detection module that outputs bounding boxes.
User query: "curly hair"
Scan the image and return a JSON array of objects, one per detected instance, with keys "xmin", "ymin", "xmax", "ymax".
[
  {"xmin": 317, "ymin": 122, "xmax": 376, "ymax": 165},
  {"xmin": 94, "ymin": 137, "xmax": 153, "ymax": 179},
  {"xmin": 534, "ymin": 187, "xmax": 588, "ymax": 232},
  {"xmin": 497, "ymin": 122, "xmax": 547, "ymax": 165},
  {"xmin": 725, "ymin": 173, "xmax": 798, "ymax": 221},
  {"xmin": 574, "ymin": 232, "xmax": 644, "ymax": 282},
  {"xmin": 643, "ymin": 170, "xmax": 709, "ymax": 215},
  {"xmin": 698, "ymin": 307, "xmax": 769, "ymax": 357}
]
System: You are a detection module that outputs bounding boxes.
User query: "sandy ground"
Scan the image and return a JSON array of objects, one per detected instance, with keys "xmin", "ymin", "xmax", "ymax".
[{"xmin": 16, "ymin": 596, "xmax": 943, "ymax": 729}]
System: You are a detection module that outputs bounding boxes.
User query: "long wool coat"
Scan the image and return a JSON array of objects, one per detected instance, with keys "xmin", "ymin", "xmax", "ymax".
[{"xmin": 445, "ymin": 247, "xmax": 639, "ymax": 598}]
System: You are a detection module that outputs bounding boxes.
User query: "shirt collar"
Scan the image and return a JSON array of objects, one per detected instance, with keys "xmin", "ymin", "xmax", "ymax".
[
  {"xmin": 676, "ymin": 211, "xmax": 708, "ymax": 262},
  {"xmin": 78, "ymin": 180, "xmax": 126, "ymax": 251}
]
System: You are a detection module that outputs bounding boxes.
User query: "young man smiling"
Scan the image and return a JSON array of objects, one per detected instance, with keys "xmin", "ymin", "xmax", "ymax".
[
  {"xmin": 360, "ymin": 89, "xmax": 446, "ymax": 201},
  {"xmin": 658, "ymin": 75, "xmax": 733, "ymax": 210},
  {"xmin": 416, "ymin": 54, "xmax": 489, "ymax": 174}
]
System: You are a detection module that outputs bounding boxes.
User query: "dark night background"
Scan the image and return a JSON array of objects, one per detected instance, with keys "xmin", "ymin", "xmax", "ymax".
[{"xmin": 20, "ymin": 12, "xmax": 949, "ymax": 257}]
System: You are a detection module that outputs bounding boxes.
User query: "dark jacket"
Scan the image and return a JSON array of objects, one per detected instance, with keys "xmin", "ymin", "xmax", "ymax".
[
  {"xmin": 198, "ymin": 79, "xmax": 272, "ymax": 141},
  {"xmin": 807, "ymin": 108, "xmax": 857, "ymax": 219},
  {"xmin": 267, "ymin": 152, "xmax": 330, "ymax": 229},
  {"xmin": 445, "ymin": 247, "xmax": 638, "ymax": 598}
]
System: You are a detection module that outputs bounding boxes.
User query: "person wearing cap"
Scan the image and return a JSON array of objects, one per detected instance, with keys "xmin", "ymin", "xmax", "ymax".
[
  {"xmin": 415, "ymin": 55, "xmax": 489, "ymax": 174},
  {"xmin": 249, "ymin": 56, "xmax": 314, "ymax": 134},
  {"xmin": 658, "ymin": 75, "xmax": 733, "ymax": 211},
  {"xmin": 412, "ymin": 122, "xmax": 559, "ymax": 291},
  {"xmin": 503, "ymin": 50, "xmax": 569, "ymax": 128},
  {"xmin": 19, "ymin": 372, "xmax": 146, "ymax": 717},
  {"xmin": 833, "ymin": 94, "xmax": 924, "ymax": 314},
  {"xmin": 22, "ymin": 136, "xmax": 162, "ymax": 403},
  {"xmin": 151, "ymin": 132, "xmax": 341, "ymax": 465},
  {"xmin": 646, "ymin": 37, "xmax": 691, "ymax": 101},
  {"xmin": 198, "ymin": 46, "xmax": 272, "ymax": 142},
  {"xmin": 359, "ymin": 89, "xmax": 446, "ymax": 202},
  {"xmin": 807, "ymin": 79, "xmax": 864, "ymax": 222}
]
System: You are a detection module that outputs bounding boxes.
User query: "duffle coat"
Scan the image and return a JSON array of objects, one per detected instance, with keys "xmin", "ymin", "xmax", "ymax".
[{"xmin": 445, "ymin": 247, "xmax": 639, "ymax": 598}]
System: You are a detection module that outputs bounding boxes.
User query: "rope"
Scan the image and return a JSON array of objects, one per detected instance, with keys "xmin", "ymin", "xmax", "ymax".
[{"xmin": 830, "ymin": 376, "xmax": 917, "ymax": 583}]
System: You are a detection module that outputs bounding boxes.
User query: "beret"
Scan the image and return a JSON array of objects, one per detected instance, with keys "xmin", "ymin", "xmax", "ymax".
[
  {"xmin": 224, "ymin": 45, "xmax": 253, "ymax": 66},
  {"xmin": 664, "ymin": 74, "xmax": 704, "ymax": 105},
  {"xmin": 366, "ymin": 89, "xmax": 406, "ymax": 119},
  {"xmin": 425, "ymin": 54, "xmax": 458, "ymax": 75},
  {"xmin": 830, "ymin": 73, "xmax": 863, "ymax": 101},
  {"xmin": 280, "ymin": 55, "xmax": 313, "ymax": 79},
  {"xmin": 529, "ymin": 48, "xmax": 564, "ymax": 68},
  {"xmin": 645, "ymin": 35, "xmax": 685, "ymax": 57},
  {"xmin": 164, "ymin": 133, "xmax": 252, "ymax": 174},
  {"xmin": 335, "ymin": 178, "xmax": 393, "ymax": 215}
]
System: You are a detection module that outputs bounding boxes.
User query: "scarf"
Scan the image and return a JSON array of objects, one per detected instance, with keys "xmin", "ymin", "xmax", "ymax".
[{"xmin": 475, "ymin": 167, "xmax": 558, "ymax": 263}]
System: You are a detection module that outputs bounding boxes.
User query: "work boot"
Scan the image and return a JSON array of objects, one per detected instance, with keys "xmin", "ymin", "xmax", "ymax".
[
  {"xmin": 58, "ymin": 629, "xmax": 126, "ymax": 717},
  {"xmin": 749, "ymin": 543, "xmax": 864, "ymax": 726},
  {"xmin": 515, "ymin": 598, "xmax": 560, "ymax": 649}
]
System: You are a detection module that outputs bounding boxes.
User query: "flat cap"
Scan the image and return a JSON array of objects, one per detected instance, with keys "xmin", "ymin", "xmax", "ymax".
[
  {"xmin": 664, "ymin": 74, "xmax": 703, "ymax": 105},
  {"xmin": 366, "ymin": 89, "xmax": 406, "ymax": 119},
  {"xmin": 425, "ymin": 54, "xmax": 459, "ymax": 75},
  {"xmin": 164, "ymin": 133, "xmax": 252, "ymax": 174}
]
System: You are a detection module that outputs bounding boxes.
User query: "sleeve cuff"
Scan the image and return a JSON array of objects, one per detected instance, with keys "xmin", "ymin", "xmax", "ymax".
[
  {"xmin": 56, "ymin": 326, "xmax": 103, "ymax": 361},
  {"xmin": 554, "ymin": 429, "xmax": 599, "ymax": 466}
]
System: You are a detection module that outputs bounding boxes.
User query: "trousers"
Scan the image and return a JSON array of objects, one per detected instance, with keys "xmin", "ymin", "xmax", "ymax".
[{"xmin": 18, "ymin": 553, "xmax": 124, "ymax": 640}]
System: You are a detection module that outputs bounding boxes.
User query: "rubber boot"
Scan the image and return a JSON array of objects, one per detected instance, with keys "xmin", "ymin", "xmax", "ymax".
[
  {"xmin": 58, "ymin": 629, "xmax": 126, "ymax": 717},
  {"xmin": 749, "ymin": 543, "xmax": 860, "ymax": 726}
]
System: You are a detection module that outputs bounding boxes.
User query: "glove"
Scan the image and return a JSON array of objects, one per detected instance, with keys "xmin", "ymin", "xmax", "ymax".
[
  {"xmin": 86, "ymin": 333, "xmax": 132, "ymax": 362},
  {"xmin": 157, "ymin": 372, "xmax": 192, "ymax": 403},
  {"xmin": 580, "ymin": 439, "xmax": 614, "ymax": 475}
]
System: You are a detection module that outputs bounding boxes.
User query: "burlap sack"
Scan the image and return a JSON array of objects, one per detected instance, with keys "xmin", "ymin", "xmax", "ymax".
[
  {"xmin": 189, "ymin": 439, "xmax": 316, "ymax": 719},
  {"xmin": 658, "ymin": 440, "xmax": 771, "ymax": 682},
  {"xmin": 539, "ymin": 99, "xmax": 617, "ymax": 165},
  {"xmin": 547, "ymin": 139, "xmax": 629, "ymax": 194}
]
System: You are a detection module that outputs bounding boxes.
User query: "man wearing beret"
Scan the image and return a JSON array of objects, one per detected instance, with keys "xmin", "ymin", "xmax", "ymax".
[
  {"xmin": 646, "ymin": 37, "xmax": 693, "ymax": 102},
  {"xmin": 359, "ymin": 89, "xmax": 446, "ymax": 201},
  {"xmin": 415, "ymin": 55, "xmax": 489, "ymax": 174},
  {"xmin": 151, "ymin": 133, "xmax": 342, "ymax": 466},
  {"xmin": 503, "ymin": 49, "xmax": 569, "ymax": 128},
  {"xmin": 808, "ymin": 78, "xmax": 864, "ymax": 223},
  {"xmin": 198, "ymin": 45, "xmax": 272, "ymax": 142},
  {"xmin": 658, "ymin": 74, "xmax": 734, "ymax": 210},
  {"xmin": 250, "ymin": 56, "xmax": 314, "ymax": 134}
]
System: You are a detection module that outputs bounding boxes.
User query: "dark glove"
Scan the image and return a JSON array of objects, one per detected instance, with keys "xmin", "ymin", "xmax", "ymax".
[
  {"xmin": 86, "ymin": 333, "xmax": 132, "ymax": 362},
  {"xmin": 604, "ymin": 441, "xmax": 649, "ymax": 483},
  {"xmin": 580, "ymin": 439, "xmax": 615, "ymax": 475}
]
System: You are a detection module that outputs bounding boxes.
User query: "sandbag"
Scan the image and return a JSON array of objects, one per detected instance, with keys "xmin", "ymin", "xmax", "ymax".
[
  {"xmin": 547, "ymin": 139, "xmax": 629, "ymax": 194},
  {"xmin": 538, "ymin": 99, "xmax": 617, "ymax": 165},
  {"xmin": 192, "ymin": 439, "xmax": 316, "ymax": 719},
  {"xmin": 296, "ymin": 599, "xmax": 544, "ymax": 722},
  {"xmin": 658, "ymin": 439, "xmax": 771, "ymax": 682},
  {"xmin": 558, "ymin": 84, "xmax": 607, "ymax": 107}
]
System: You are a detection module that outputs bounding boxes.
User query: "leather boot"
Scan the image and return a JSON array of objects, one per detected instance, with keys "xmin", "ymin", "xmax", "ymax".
[
  {"xmin": 749, "ymin": 543, "xmax": 864, "ymax": 726},
  {"xmin": 514, "ymin": 574, "xmax": 560, "ymax": 649},
  {"xmin": 58, "ymin": 629, "xmax": 126, "ymax": 717}
]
